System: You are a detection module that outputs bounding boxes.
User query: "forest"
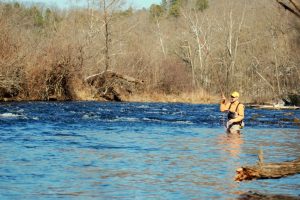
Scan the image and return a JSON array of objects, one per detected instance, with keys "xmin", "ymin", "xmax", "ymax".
[{"xmin": 0, "ymin": 0, "xmax": 299, "ymax": 104}]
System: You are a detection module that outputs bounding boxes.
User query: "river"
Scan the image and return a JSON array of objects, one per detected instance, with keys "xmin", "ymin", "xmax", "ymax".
[{"xmin": 0, "ymin": 102, "xmax": 299, "ymax": 199}]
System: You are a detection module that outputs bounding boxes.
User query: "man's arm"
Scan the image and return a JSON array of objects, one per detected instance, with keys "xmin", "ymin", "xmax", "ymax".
[{"xmin": 220, "ymin": 101, "xmax": 230, "ymax": 112}]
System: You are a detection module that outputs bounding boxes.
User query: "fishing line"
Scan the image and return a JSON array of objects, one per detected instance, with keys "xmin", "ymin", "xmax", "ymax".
[{"xmin": 212, "ymin": 60, "xmax": 227, "ymax": 128}]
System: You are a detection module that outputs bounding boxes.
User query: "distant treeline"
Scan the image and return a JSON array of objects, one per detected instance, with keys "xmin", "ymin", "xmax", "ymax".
[{"xmin": 0, "ymin": 0, "xmax": 299, "ymax": 103}]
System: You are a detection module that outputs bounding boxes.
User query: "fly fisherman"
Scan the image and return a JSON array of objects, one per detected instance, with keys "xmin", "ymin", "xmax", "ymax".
[{"xmin": 220, "ymin": 91, "xmax": 245, "ymax": 134}]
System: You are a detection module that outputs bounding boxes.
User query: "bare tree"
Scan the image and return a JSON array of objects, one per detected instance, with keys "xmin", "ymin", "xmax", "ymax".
[
  {"xmin": 155, "ymin": 16, "xmax": 167, "ymax": 58},
  {"xmin": 0, "ymin": 14, "xmax": 25, "ymax": 99},
  {"xmin": 276, "ymin": 0, "xmax": 300, "ymax": 18},
  {"xmin": 180, "ymin": 8, "xmax": 212, "ymax": 90},
  {"xmin": 1, "ymin": 0, "xmax": 300, "ymax": 102},
  {"xmin": 84, "ymin": 0, "xmax": 123, "ymax": 72}
]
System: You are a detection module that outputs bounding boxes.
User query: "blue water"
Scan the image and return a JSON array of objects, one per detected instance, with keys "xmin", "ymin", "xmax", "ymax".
[{"xmin": 0, "ymin": 102, "xmax": 299, "ymax": 199}]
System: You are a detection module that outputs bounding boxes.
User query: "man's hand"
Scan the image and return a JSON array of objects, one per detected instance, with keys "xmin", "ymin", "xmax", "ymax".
[
  {"xmin": 227, "ymin": 119, "xmax": 234, "ymax": 126},
  {"xmin": 226, "ymin": 120, "xmax": 234, "ymax": 128},
  {"xmin": 229, "ymin": 119, "xmax": 235, "ymax": 123},
  {"xmin": 221, "ymin": 93, "xmax": 226, "ymax": 103}
]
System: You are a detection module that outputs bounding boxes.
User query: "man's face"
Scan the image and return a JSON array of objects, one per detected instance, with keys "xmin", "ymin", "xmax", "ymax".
[{"xmin": 230, "ymin": 96, "xmax": 238, "ymax": 103}]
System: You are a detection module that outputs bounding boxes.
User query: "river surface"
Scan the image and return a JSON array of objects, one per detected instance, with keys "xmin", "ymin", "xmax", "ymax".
[{"xmin": 0, "ymin": 102, "xmax": 299, "ymax": 199}]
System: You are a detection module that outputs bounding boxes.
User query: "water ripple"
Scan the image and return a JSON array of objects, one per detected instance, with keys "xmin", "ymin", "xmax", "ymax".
[{"xmin": 0, "ymin": 102, "xmax": 299, "ymax": 199}]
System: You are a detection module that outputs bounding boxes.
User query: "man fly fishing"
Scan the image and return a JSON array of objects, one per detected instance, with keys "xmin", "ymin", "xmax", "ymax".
[{"xmin": 220, "ymin": 91, "xmax": 245, "ymax": 134}]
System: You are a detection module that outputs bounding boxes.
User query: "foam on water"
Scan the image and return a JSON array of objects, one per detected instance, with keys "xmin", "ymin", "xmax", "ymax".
[{"xmin": 0, "ymin": 113, "xmax": 24, "ymax": 118}]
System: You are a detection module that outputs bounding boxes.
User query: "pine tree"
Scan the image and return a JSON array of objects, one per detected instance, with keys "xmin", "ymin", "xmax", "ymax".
[
  {"xmin": 196, "ymin": 0, "xmax": 208, "ymax": 12},
  {"xmin": 150, "ymin": 4, "xmax": 164, "ymax": 20},
  {"xmin": 161, "ymin": 0, "xmax": 168, "ymax": 11},
  {"xmin": 29, "ymin": 6, "xmax": 44, "ymax": 27},
  {"xmin": 169, "ymin": 0, "xmax": 181, "ymax": 17}
]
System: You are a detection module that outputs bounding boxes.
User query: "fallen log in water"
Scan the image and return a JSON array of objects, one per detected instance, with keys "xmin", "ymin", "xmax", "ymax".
[{"xmin": 235, "ymin": 158, "xmax": 300, "ymax": 181}]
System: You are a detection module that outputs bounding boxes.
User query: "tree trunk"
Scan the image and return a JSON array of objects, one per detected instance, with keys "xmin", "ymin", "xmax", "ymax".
[
  {"xmin": 104, "ymin": 0, "xmax": 110, "ymax": 71},
  {"xmin": 235, "ymin": 158, "xmax": 300, "ymax": 181}
]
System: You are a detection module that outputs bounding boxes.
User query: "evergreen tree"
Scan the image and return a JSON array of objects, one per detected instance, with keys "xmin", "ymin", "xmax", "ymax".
[
  {"xmin": 161, "ymin": 0, "xmax": 168, "ymax": 11},
  {"xmin": 45, "ymin": 8, "xmax": 52, "ymax": 23},
  {"xmin": 168, "ymin": 0, "xmax": 188, "ymax": 17},
  {"xmin": 14, "ymin": 2, "xmax": 20, "ymax": 8},
  {"xmin": 196, "ymin": 0, "xmax": 208, "ymax": 11},
  {"xmin": 169, "ymin": 0, "xmax": 181, "ymax": 17},
  {"xmin": 150, "ymin": 4, "xmax": 164, "ymax": 20},
  {"xmin": 27, "ymin": 6, "xmax": 44, "ymax": 27}
]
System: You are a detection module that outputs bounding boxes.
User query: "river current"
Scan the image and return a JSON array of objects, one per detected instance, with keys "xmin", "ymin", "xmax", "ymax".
[{"xmin": 0, "ymin": 102, "xmax": 299, "ymax": 199}]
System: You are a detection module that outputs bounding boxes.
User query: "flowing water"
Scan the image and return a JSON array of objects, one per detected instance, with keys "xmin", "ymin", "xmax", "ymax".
[{"xmin": 0, "ymin": 102, "xmax": 299, "ymax": 199}]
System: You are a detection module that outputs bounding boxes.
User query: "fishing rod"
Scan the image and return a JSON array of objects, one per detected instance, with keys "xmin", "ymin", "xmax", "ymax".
[{"xmin": 211, "ymin": 59, "xmax": 227, "ymax": 128}]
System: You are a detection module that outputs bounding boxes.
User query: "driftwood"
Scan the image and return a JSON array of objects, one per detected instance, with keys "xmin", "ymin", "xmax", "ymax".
[
  {"xmin": 85, "ymin": 70, "xmax": 143, "ymax": 101},
  {"xmin": 248, "ymin": 104, "xmax": 300, "ymax": 110},
  {"xmin": 235, "ymin": 158, "xmax": 300, "ymax": 182}
]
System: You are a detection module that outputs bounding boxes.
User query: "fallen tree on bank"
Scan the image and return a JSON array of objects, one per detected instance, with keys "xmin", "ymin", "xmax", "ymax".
[
  {"xmin": 0, "ymin": 75, "xmax": 21, "ymax": 99},
  {"xmin": 248, "ymin": 104, "xmax": 300, "ymax": 110},
  {"xmin": 85, "ymin": 70, "xmax": 143, "ymax": 101}
]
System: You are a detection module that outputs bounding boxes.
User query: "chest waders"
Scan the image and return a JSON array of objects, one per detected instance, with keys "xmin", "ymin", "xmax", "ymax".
[{"xmin": 228, "ymin": 103, "xmax": 244, "ymax": 128}]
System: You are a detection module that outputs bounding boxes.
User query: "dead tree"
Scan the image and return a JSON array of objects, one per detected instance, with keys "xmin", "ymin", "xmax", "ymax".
[
  {"xmin": 276, "ymin": 0, "xmax": 300, "ymax": 18},
  {"xmin": 235, "ymin": 157, "xmax": 300, "ymax": 181}
]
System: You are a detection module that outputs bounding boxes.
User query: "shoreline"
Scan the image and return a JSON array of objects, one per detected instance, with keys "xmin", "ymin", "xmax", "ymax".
[
  {"xmin": 2, "ymin": 99, "xmax": 299, "ymax": 110},
  {"xmin": 0, "ymin": 92, "xmax": 221, "ymax": 104},
  {"xmin": 1, "ymin": 93, "xmax": 299, "ymax": 109},
  {"xmin": 0, "ymin": 98, "xmax": 219, "ymax": 104}
]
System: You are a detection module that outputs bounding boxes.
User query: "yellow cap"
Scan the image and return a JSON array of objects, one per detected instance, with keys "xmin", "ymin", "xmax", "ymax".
[{"xmin": 231, "ymin": 91, "xmax": 239, "ymax": 98}]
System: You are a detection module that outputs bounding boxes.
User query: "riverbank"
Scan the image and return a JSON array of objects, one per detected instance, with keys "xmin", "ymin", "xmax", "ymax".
[
  {"xmin": 125, "ymin": 92, "xmax": 219, "ymax": 104},
  {"xmin": 0, "ymin": 91, "xmax": 221, "ymax": 104},
  {"xmin": 2, "ymin": 90, "xmax": 299, "ymax": 107}
]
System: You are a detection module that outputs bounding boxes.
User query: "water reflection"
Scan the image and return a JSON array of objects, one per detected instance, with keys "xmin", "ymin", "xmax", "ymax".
[
  {"xmin": 214, "ymin": 132, "xmax": 245, "ymax": 197},
  {"xmin": 217, "ymin": 132, "xmax": 244, "ymax": 158}
]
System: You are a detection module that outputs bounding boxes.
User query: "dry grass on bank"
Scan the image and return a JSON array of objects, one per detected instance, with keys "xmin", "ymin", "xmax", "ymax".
[{"xmin": 125, "ymin": 91, "xmax": 220, "ymax": 104}]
